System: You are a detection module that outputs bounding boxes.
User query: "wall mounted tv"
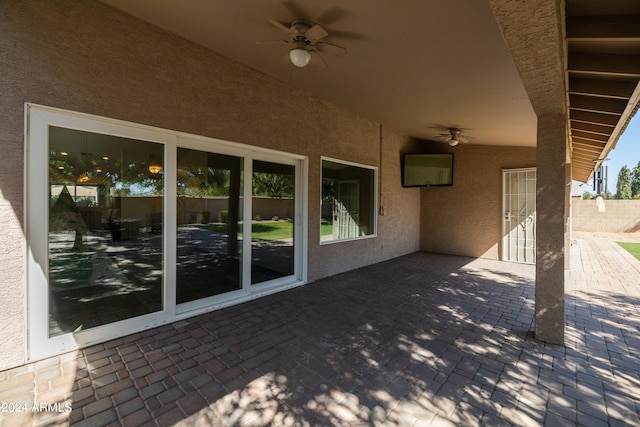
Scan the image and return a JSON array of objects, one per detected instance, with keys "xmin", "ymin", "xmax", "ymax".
[{"xmin": 402, "ymin": 153, "xmax": 454, "ymax": 187}]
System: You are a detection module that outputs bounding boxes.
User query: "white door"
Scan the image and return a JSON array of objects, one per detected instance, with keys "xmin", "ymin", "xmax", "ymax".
[{"xmin": 502, "ymin": 168, "xmax": 536, "ymax": 264}]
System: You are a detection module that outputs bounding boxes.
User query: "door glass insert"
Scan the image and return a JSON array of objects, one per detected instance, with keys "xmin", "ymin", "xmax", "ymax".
[
  {"xmin": 251, "ymin": 161, "xmax": 295, "ymax": 284},
  {"xmin": 48, "ymin": 126, "xmax": 164, "ymax": 336},
  {"xmin": 176, "ymin": 149, "xmax": 243, "ymax": 303}
]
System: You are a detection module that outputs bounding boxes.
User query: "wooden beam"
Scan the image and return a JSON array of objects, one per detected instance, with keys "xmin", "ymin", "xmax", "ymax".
[
  {"xmin": 572, "ymin": 137, "xmax": 606, "ymax": 148},
  {"xmin": 569, "ymin": 95, "xmax": 629, "ymax": 115},
  {"xmin": 572, "ymin": 168, "xmax": 592, "ymax": 178},
  {"xmin": 571, "ymin": 140, "xmax": 608, "ymax": 153},
  {"xmin": 572, "ymin": 149, "xmax": 605, "ymax": 160},
  {"xmin": 571, "ymin": 130, "xmax": 609, "ymax": 143},
  {"xmin": 572, "ymin": 171, "xmax": 594, "ymax": 180},
  {"xmin": 568, "ymin": 53, "xmax": 640, "ymax": 77},
  {"xmin": 569, "ymin": 77, "xmax": 637, "ymax": 99},
  {"xmin": 566, "ymin": 15, "xmax": 640, "ymax": 40},
  {"xmin": 572, "ymin": 168, "xmax": 593, "ymax": 177},
  {"xmin": 570, "ymin": 110, "xmax": 620, "ymax": 126},
  {"xmin": 572, "ymin": 161, "xmax": 602, "ymax": 170},
  {"xmin": 570, "ymin": 121, "xmax": 614, "ymax": 136},
  {"xmin": 572, "ymin": 164, "xmax": 597, "ymax": 174},
  {"xmin": 571, "ymin": 165, "xmax": 597, "ymax": 176},
  {"xmin": 571, "ymin": 157, "xmax": 600, "ymax": 168},
  {"xmin": 573, "ymin": 149, "xmax": 604, "ymax": 161}
]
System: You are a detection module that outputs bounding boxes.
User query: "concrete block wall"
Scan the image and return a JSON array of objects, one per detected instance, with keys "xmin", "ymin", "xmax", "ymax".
[
  {"xmin": 572, "ymin": 199, "xmax": 640, "ymax": 232},
  {"xmin": 420, "ymin": 144, "xmax": 536, "ymax": 259}
]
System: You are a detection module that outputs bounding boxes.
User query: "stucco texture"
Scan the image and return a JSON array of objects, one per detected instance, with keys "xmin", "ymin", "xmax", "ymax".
[
  {"xmin": 0, "ymin": 0, "xmax": 423, "ymax": 369},
  {"xmin": 420, "ymin": 144, "xmax": 536, "ymax": 259}
]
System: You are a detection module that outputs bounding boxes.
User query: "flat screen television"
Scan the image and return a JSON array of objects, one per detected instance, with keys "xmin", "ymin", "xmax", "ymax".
[{"xmin": 402, "ymin": 153, "xmax": 453, "ymax": 187}]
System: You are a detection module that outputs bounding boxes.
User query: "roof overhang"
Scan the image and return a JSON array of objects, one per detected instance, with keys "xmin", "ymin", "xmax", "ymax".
[{"xmin": 565, "ymin": 4, "xmax": 640, "ymax": 182}]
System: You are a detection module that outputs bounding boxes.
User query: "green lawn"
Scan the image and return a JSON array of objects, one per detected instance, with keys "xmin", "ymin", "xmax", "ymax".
[
  {"xmin": 200, "ymin": 221, "xmax": 333, "ymax": 241},
  {"xmin": 320, "ymin": 223, "xmax": 333, "ymax": 236},
  {"xmin": 617, "ymin": 241, "xmax": 640, "ymax": 261}
]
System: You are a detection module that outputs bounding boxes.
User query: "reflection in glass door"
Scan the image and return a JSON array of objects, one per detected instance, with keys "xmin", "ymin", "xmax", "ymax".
[
  {"xmin": 176, "ymin": 149, "xmax": 243, "ymax": 303},
  {"xmin": 251, "ymin": 161, "xmax": 296, "ymax": 284},
  {"xmin": 48, "ymin": 126, "xmax": 164, "ymax": 336},
  {"xmin": 337, "ymin": 180, "xmax": 360, "ymax": 239}
]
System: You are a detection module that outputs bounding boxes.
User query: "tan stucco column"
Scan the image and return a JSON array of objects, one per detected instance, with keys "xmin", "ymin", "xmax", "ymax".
[{"xmin": 535, "ymin": 113, "xmax": 567, "ymax": 345}]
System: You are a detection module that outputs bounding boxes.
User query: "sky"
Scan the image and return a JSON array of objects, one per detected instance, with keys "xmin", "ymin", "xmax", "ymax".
[{"xmin": 580, "ymin": 113, "xmax": 640, "ymax": 196}]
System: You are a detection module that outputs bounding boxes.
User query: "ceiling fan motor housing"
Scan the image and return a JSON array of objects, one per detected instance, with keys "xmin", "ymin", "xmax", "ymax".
[{"xmin": 291, "ymin": 20, "xmax": 311, "ymax": 36}]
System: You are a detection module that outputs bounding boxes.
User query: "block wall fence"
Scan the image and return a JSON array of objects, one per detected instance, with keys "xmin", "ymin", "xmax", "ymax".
[{"xmin": 572, "ymin": 199, "xmax": 640, "ymax": 232}]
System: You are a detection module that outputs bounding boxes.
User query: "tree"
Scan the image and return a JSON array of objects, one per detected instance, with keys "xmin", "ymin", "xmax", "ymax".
[
  {"xmin": 616, "ymin": 165, "xmax": 632, "ymax": 199},
  {"xmin": 632, "ymin": 161, "xmax": 640, "ymax": 198},
  {"xmin": 582, "ymin": 191, "xmax": 592, "ymax": 200},
  {"xmin": 253, "ymin": 173, "xmax": 294, "ymax": 198},
  {"xmin": 177, "ymin": 167, "xmax": 229, "ymax": 197}
]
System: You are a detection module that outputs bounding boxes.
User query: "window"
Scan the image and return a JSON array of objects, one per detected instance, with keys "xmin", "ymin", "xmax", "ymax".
[{"xmin": 321, "ymin": 158, "xmax": 377, "ymax": 243}]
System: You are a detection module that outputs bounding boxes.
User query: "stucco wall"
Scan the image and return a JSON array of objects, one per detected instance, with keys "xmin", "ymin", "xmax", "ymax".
[
  {"xmin": 573, "ymin": 199, "xmax": 640, "ymax": 232},
  {"xmin": 420, "ymin": 144, "xmax": 536, "ymax": 259},
  {"xmin": 0, "ymin": 0, "xmax": 421, "ymax": 369}
]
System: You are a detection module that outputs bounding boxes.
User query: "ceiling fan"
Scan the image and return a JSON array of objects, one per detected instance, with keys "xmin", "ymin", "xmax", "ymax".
[
  {"xmin": 434, "ymin": 128, "xmax": 473, "ymax": 147},
  {"xmin": 259, "ymin": 19, "xmax": 347, "ymax": 68}
]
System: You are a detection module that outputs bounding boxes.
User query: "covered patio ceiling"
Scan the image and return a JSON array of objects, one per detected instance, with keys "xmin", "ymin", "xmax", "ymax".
[
  {"xmin": 99, "ymin": 0, "xmax": 640, "ymax": 183},
  {"xmin": 566, "ymin": 0, "xmax": 640, "ymax": 183}
]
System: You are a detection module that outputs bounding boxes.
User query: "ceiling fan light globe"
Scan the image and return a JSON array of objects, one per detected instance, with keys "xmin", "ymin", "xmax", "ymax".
[
  {"xmin": 289, "ymin": 48, "xmax": 311, "ymax": 67},
  {"xmin": 448, "ymin": 139, "xmax": 459, "ymax": 147}
]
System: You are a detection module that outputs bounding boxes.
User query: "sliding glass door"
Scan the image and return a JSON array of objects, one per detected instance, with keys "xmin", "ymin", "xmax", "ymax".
[
  {"xmin": 251, "ymin": 160, "xmax": 296, "ymax": 285},
  {"xmin": 48, "ymin": 126, "xmax": 165, "ymax": 336},
  {"xmin": 176, "ymin": 148, "xmax": 244, "ymax": 304},
  {"xmin": 28, "ymin": 105, "xmax": 307, "ymax": 361}
]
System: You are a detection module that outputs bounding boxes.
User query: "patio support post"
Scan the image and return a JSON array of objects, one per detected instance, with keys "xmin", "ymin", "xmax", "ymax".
[{"xmin": 535, "ymin": 113, "xmax": 567, "ymax": 345}]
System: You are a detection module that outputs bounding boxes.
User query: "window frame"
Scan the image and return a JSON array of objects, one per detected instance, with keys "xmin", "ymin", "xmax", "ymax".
[{"xmin": 320, "ymin": 156, "xmax": 378, "ymax": 245}]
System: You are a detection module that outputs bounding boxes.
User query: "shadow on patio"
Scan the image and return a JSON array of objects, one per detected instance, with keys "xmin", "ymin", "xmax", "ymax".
[{"xmin": 2, "ymin": 248, "xmax": 640, "ymax": 426}]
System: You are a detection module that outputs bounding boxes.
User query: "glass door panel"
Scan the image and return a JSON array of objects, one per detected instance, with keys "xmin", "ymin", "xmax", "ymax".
[
  {"xmin": 251, "ymin": 161, "xmax": 295, "ymax": 284},
  {"xmin": 48, "ymin": 126, "xmax": 164, "ymax": 337},
  {"xmin": 176, "ymin": 149, "xmax": 243, "ymax": 303}
]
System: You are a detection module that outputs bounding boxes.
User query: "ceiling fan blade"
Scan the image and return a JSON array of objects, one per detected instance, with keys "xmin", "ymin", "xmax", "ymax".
[
  {"xmin": 269, "ymin": 19, "xmax": 293, "ymax": 35},
  {"xmin": 257, "ymin": 39, "xmax": 292, "ymax": 45},
  {"xmin": 315, "ymin": 41, "xmax": 346, "ymax": 56},
  {"xmin": 282, "ymin": 1, "xmax": 309, "ymax": 21},
  {"xmin": 310, "ymin": 50, "xmax": 327, "ymax": 68},
  {"xmin": 316, "ymin": 7, "xmax": 349, "ymax": 26},
  {"xmin": 305, "ymin": 24, "xmax": 328, "ymax": 42}
]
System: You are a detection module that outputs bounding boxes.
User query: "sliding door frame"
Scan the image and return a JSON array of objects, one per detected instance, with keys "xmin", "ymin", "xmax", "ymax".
[{"xmin": 26, "ymin": 104, "xmax": 308, "ymax": 362}]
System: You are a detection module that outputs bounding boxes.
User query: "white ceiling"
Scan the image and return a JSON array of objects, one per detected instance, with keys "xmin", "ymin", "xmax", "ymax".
[{"xmin": 100, "ymin": 0, "xmax": 537, "ymax": 147}]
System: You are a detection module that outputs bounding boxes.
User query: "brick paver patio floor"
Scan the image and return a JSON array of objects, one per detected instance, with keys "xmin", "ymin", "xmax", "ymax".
[{"xmin": 1, "ymin": 235, "xmax": 640, "ymax": 426}]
